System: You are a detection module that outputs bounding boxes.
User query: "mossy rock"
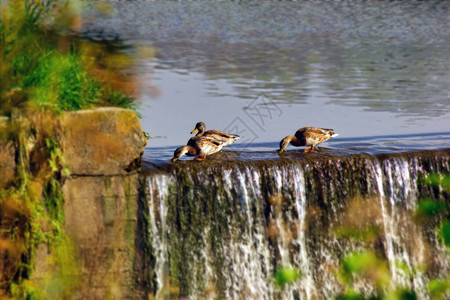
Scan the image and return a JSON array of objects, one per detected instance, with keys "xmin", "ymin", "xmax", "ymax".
[
  {"xmin": 0, "ymin": 117, "xmax": 16, "ymax": 189},
  {"xmin": 62, "ymin": 107, "xmax": 146, "ymax": 176}
]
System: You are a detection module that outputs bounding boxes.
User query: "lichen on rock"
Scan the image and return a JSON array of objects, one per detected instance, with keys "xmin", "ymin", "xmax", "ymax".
[{"xmin": 61, "ymin": 107, "xmax": 146, "ymax": 176}]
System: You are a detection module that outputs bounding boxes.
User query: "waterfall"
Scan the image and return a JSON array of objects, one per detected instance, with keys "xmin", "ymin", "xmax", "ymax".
[
  {"xmin": 372, "ymin": 158, "xmax": 426, "ymax": 296},
  {"xmin": 148, "ymin": 174, "xmax": 173, "ymax": 297},
  {"xmin": 144, "ymin": 150, "xmax": 450, "ymax": 299}
]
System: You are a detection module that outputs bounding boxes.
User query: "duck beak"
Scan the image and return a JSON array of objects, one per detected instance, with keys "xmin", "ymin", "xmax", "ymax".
[
  {"xmin": 278, "ymin": 149, "xmax": 284, "ymax": 154},
  {"xmin": 171, "ymin": 157, "xmax": 178, "ymax": 162},
  {"xmin": 190, "ymin": 128, "xmax": 198, "ymax": 134}
]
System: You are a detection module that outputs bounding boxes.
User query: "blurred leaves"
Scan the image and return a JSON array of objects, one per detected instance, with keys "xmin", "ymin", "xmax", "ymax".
[
  {"xmin": 340, "ymin": 252, "xmax": 390, "ymax": 289},
  {"xmin": 334, "ymin": 174, "xmax": 449, "ymax": 300},
  {"xmin": 415, "ymin": 173, "xmax": 450, "ymax": 251},
  {"xmin": 420, "ymin": 173, "xmax": 450, "ymax": 192},
  {"xmin": 274, "ymin": 265, "xmax": 301, "ymax": 288},
  {"xmin": 384, "ymin": 288, "xmax": 417, "ymax": 300},
  {"xmin": 439, "ymin": 221, "xmax": 450, "ymax": 248},
  {"xmin": 428, "ymin": 278, "xmax": 450, "ymax": 300},
  {"xmin": 1, "ymin": 0, "xmax": 142, "ymax": 116},
  {"xmin": 415, "ymin": 199, "xmax": 448, "ymax": 219}
]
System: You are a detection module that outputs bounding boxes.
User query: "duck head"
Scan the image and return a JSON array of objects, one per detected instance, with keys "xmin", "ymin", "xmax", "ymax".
[
  {"xmin": 190, "ymin": 122, "xmax": 206, "ymax": 135},
  {"xmin": 172, "ymin": 146, "xmax": 191, "ymax": 162},
  {"xmin": 278, "ymin": 136, "xmax": 296, "ymax": 153}
]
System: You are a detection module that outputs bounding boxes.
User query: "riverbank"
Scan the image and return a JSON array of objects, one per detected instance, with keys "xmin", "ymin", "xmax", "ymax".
[{"xmin": 0, "ymin": 108, "xmax": 147, "ymax": 298}]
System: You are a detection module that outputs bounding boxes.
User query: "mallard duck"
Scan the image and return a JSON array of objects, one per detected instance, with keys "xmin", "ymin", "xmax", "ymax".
[
  {"xmin": 190, "ymin": 122, "xmax": 240, "ymax": 146},
  {"xmin": 172, "ymin": 136, "xmax": 224, "ymax": 162},
  {"xmin": 278, "ymin": 127, "xmax": 339, "ymax": 153}
]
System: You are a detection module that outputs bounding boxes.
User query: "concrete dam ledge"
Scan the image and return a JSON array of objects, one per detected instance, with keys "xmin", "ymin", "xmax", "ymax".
[{"xmin": 142, "ymin": 148, "xmax": 450, "ymax": 174}]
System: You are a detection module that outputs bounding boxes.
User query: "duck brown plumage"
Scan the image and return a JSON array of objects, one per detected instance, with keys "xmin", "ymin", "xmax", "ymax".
[{"xmin": 278, "ymin": 127, "xmax": 338, "ymax": 153}]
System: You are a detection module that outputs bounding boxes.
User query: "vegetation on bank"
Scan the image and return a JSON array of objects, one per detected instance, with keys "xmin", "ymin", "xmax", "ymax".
[
  {"xmin": 0, "ymin": 0, "xmax": 140, "ymax": 298},
  {"xmin": 0, "ymin": 0, "xmax": 138, "ymax": 116}
]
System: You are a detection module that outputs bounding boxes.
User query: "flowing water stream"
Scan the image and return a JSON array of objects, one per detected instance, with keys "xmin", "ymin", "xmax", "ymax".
[{"xmin": 142, "ymin": 150, "xmax": 449, "ymax": 299}]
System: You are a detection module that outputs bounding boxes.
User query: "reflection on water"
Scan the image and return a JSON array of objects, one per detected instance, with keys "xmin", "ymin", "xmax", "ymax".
[{"xmin": 81, "ymin": 1, "xmax": 450, "ymax": 150}]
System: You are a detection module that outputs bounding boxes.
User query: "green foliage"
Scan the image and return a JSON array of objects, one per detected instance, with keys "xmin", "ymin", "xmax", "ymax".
[
  {"xmin": 1, "ymin": 111, "xmax": 79, "ymax": 297},
  {"xmin": 415, "ymin": 199, "xmax": 447, "ymax": 219},
  {"xmin": 420, "ymin": 173, "xmax": 450, "ymax": 192},
  {"xmin": 337, "ymin": 251, "xmax": 424, "ymax": 299},
  {"xmin": 105, "ymin": 90, "xmax": 140, "ymax": 117},
  {"xmin": 336, "ymin": 172, "xmax": 450, "ymax": 299},
  {"xmin": 57, "ymin": 53, "xmax": 102, "ymax": 110},
  {"xmin": 20, "ymin": 51, "xmax": 103, "ymax": 111},
  {"xmin": 10, "ymin": 280, "xmax": 44, "ymax": 300},
  {"xmin": 428, "ymin": 279, "xmax": 450, "ymax": 300},
  {"xmin": 336, "ymin": 290, "xmax": 366, "ymax": 300},
  {"xmin": 274, "ymin": 265, "xmax": 301, "ymax": 287},
  {"xmin": 416, "ymin": 174, "xmax": 450, "ymax": 250},
  {"xmin": 340, "ymin": 251, "xmax": 390, "ymax": 289},
  {"xmin": 384, "ymin": 288, "xmax": 417, "ymax": 300},
  {"xmin": 45, "ymin": 137, "xmax": 69, "ymax": 176},
  {"xmin": 439, "ymin": 221, "xmax": 450, "ymax": 247},
  {"xmin": 0, "ymin": 0, "xmax": 138, "ymax": 116}
]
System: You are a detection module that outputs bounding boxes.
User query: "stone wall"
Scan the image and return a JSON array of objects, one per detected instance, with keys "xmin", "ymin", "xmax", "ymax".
[
  {"xmin": 59, "ymin": 108, "xmax": 149, "ymax": 299},
  {"xmin": 61, "ymin": 175, "xmax": 149, "ymax": 299},
  {"xmin": 0, "ymin": 117, "xmax": 15, "ymax": 189},
  {"xmin": 62, "ymin": 108, "xmax": 146, "ymax": 176},
  {"xmin": 0, "ymin": 108, "xmax": 149, "ymax": 299}
]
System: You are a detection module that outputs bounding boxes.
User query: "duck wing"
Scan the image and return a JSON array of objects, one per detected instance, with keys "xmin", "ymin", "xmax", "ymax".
[
  {"xmin": 203, "ymin": 130, "xmax": 240, "ymax": 146},
  {"xmin": 188, "ymin": 135, "xmax": 224, "ymax": 156},
  {"xmin": 188, "ymin": 135, "xmax": 224, "ymax": 147},
  {"xmin": 296, "ymin": 127, "xmax": 338, "ymax": 145}
]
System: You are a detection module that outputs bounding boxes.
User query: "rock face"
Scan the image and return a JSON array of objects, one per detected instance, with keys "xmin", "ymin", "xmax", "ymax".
[
  {"xmin": 0, "ymin": 117, "xmax": 15, "ymax": 189},
  {"xmin": 62, "ymin": 175, "xmax": 150, "ymax": 299},
  {"xmin": 62, "ymin": 107, "xmax": 146, "ymax": 176},
  {"xmin": 57, "ymin": 108, "xmax": 149, "ymax": 299},
  {"xmin": 0, "ymin": 108, "xmax": 148, "ymax": 298},
  {"xmin": 58, "ymin": 108, "xmax": 149, "ymax": 298}
]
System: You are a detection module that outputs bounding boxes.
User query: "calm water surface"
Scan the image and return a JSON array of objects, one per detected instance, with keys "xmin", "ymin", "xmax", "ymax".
[{"xmin": 82, "ymin": 2, "xmax": 450, "ymax": 161}]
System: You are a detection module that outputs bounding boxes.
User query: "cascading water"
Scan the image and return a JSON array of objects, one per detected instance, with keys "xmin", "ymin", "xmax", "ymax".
[
  {"xmin": 144, "ymin": 150, "xmax": 449, "ymax": 299},
  {"xmin": 148, "ymin": 174, "xmax": 173, "ymax": 297},
  {"xmin": 373, "ymin": 158, "xmax": 425, "ymax": 296}
]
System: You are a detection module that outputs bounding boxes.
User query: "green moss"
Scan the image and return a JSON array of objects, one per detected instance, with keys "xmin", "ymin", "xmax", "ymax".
[
  {"xmin": 0, "ymin": 110, "xmax": 80, "ymax": 298},
  {"xmin": 134, "ymin": 176, "xmax": 153, "ymax": 295},
  {"xmin": 124, "ymin": 176, "xmax": 136, "ymax": 260}
]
